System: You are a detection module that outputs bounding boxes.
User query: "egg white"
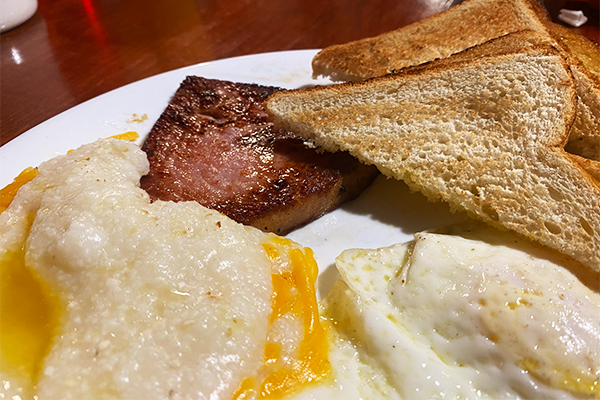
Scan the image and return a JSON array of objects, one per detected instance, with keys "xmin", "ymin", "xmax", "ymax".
[{"xmin": 324, "ymin": 222, "xmax": 600, "ymax": 399}]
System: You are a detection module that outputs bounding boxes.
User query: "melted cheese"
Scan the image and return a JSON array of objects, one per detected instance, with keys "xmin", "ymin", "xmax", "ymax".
[{"xmin": 233, "ymin": 238, "xmax": 331, "ymax": 400}]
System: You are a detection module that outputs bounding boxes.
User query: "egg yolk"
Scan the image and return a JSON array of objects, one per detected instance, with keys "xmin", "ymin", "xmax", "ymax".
[
  {"xmin": 109, "ymin": 131, "xmax": 139, "ymax": 141},
  {"xmin": 0, "ymin": 167, "xmax": 38, "ymax": 213},
  {"xmin": 232, "ymin": 238, "xmax": 331, "ymax": 399},
  {"xmin": 1, "ymin": 169, "xmax": 62, "ymax": 389},
  {"xmin": 0, "ymin": 243, "xmax": 62, "ymax": 387},
  {"xmin": 519, "ymin": 358, "xmax": 600, "ymax": 396}
]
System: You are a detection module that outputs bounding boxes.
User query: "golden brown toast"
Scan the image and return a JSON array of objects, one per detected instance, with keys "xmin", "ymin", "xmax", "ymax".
[
  {"xmin": 311, "ymin": 0, "xmax": 552, "ymax": 81},
  {"xmin": 267, "ymin": 44, "xmax": 600, "ymax": 271},
  {"xmin": 398, "ymin": 28, "xmax": 600, "ymax": 173},
  {"xmin": 548, "ymin": 22, "xmax": 600, "ymax": 162},
  {"xmin": 312, "ymin": 0, "xmax": 600, "ymax": 165}
]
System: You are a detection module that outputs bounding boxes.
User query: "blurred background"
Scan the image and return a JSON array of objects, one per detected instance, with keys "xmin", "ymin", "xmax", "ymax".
[{"xmin": 1, "ymin": 0, "xmax": 598, "ymax": 146}]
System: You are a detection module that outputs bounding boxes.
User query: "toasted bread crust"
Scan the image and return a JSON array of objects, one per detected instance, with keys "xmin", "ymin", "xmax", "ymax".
[
  {"xmin": 312, "ymin": 0, "xmax": 551, "ymax": 81},
  {"xmin": 548, "ymin": 23, "xmax": 600, "ymax": 87},
  {"xmin": 547, "ymin": 22, "xmax": 600, "ymax": 162},
  {"xmin": 568, "ymin": 154, "xmax": 600, "ymax": 181},
  {"xmin": 268, "ymin": 45, "xmax": 600, "ymax": 271}
]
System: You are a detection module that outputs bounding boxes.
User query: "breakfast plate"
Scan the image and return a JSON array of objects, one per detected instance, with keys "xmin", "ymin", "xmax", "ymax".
[{"xmin": 0, "ymin": 49, "xmax": 468, "ymax": 297}]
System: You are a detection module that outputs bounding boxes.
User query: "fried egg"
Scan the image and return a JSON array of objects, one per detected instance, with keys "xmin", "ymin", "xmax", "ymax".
[
  {"xmin": 0, "ymin": 139, "xmax": 329, "ymax": 400},
  {"xmin": 324, "ymin": 222, "xmax": 600, "ymax": 399}
]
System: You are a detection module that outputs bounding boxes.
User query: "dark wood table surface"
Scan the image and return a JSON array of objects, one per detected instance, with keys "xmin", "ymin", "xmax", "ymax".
[{"xmin": 1, "ymin": 0, "xmax": 598, "ymax": 147}]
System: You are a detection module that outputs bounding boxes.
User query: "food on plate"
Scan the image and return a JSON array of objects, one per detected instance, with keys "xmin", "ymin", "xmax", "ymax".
[
  {"xmin": 265, "ymin": 43, "xmax": 600, "ymax": 270},
  {"xmin": 323, "ymin": 221, "xmax": 600, "ymax": 399},
  {"xmin": 141, "ymin": 77, "xmax": 378, "ymax": 235},
  {"xmin": 311, "ymin": 0, "xmax": 600, "ymax": 164},
  {"xmin": 0, "ymin": 139, "xmax": 330, "ymax": 399},
  {"xmin": 492, "ymin": 27, "xmax": 600, "ymax": 170},
  {"xmin": 2, "ymin": 12, "xmax": 599, "ymax": 396},
  {"xmin": 1, "ymin": 88, "xmax": 598, "ymax": 400}
]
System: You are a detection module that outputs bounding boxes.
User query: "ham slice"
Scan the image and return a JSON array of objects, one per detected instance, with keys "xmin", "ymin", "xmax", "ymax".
[{"xmin": 140, "ymin": 77, "xmax": 378, "ymax": 234}]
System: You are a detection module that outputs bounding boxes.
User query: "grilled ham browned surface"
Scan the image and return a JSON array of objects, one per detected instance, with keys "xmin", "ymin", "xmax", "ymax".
[{"xmin": 140, "ymin": 77, "xmax": 378, "ymax": 235}]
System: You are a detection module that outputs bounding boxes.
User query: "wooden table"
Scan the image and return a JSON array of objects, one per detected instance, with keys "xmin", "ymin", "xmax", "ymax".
[{"xmin": 1, "ymin": 0, "xmax": 598, "ymax": 147}]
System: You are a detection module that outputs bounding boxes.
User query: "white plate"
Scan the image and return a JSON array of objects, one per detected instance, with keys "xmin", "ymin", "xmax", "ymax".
[{"xmin": 0, "ymin": 50, "xmax": 468, "ymax": 297}]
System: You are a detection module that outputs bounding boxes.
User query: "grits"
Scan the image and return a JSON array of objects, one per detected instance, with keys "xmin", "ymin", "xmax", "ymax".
[{"xmin": 0, "ymin": 139, "xmax": 326, "ymax": 399}]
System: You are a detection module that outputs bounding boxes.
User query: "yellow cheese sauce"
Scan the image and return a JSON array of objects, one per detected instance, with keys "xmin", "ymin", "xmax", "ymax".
[{"xmin": 232, "ymin": 238, "xmax": 331, "ymax": 399}]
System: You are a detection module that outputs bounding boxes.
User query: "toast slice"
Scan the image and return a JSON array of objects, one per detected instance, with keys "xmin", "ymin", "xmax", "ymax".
[
  {"xmin": 311, "ymin": 0, "xmax": 600, "ymax": 164},
  {"xmin": 266, "ymin": 45, "xmax": 600, "ymax": 271},
  {"xmin": 311, "ymin": 0, "xmax": 552, "ymax": 82},
  {"xmin": 548, "ymin": 22, "xmax": 600, "ymax": 162},
  {"xmin": 398, "ymin": 28, "xmax": 600, "ymax": 176}
]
